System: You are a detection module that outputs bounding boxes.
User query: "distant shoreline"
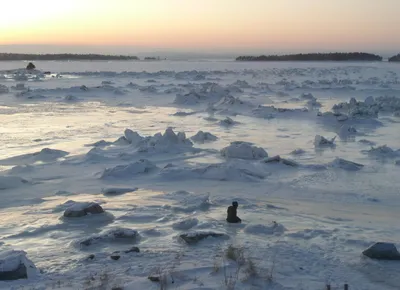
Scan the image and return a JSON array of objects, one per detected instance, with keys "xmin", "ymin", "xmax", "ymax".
[
  {"xmin": 236, "ymin": 52, "xmax": 383, "ymax": 62},
  {"xmin": 0, "ymin": 53, "xmax": 140, "ymax": 61}
]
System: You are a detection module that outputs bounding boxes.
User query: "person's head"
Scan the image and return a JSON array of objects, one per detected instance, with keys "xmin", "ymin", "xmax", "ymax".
[{"xmin": 232, "ymin": 201, "xmax": 238, "ymax": 208}]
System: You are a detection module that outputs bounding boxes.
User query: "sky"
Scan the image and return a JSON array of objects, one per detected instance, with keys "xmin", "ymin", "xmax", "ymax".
[{"xmin": 0, "ymin": 0, "xmax": 399, "ymax": 55}]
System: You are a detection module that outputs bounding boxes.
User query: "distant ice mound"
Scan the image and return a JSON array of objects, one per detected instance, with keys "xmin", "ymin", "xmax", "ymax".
[
  {"xmin": 262, "ymin": 155, "xmax": 299, "ymax": 167},
  {"xmin": 300, "ymin": 93, "xmax": 315, "ymax": 100},
  {"xmin": 172, "ymin": 111, "xmax": 196, "ymax": 117},
  {"xmin": 2, "ymin": 148, "xmax": 69, "ymax": 164},
  {"xmin": 332, "ymin": 96, "xmax": 400, "ymax": 119},
  {"xmin": 100, "ymin": 159, "xmax": 157, "ymax": 179},
  {"xmin": 338, "ymin": 124, "xmax": 357, "ymax": 138},
  {"xmin": 173, "ymin": 193, "xmax": 211, "ymax": 212},
  {"xmin": 244, "ymin": 222, "xmax": 286, "ymax": 235},
  {"xmin": 290, "ymin": 148, "xmax": 306, "ymax": 155},
  {"xmin": 102, "ymin": 187, "xmax": 138, "ymax": 196},
  {"xmin": 328, "ymin": 158, "xmax": 364, "ymax": 171},
  {"xmin": 252, "ymin": 105, "xmax": 308, "ymax": 119},
  {"xmin": 232, "ymin": 80, "xmax": 251, "ymax": 88},
  {"xmin": 0, "ymin": 250, "xmax": 39, "ymax": 280},
  {"xmin": 64, "ymin": 95, "xmax": 79, "ymax": 102},
  {"xmin": 85, "ymin": 140, "xmax": 113, "ymax": 147},
  {"xmin": 0, "ymin": 176, "xmax": 29, "ymax": 190},
  {"xmin": 120, "ymin": 127, "xmax": 194, "ymax": 153},
  {"xmin": 190, "ymin": 131, "xmax": 218, "ymax": 143},
  {"xmin": 395, "ymin": 160, "xmax": 400, "ymax": 166},
  {"xmin": 219, "ymin": 117, "xmax": 239, "ymax": 126},
  {"xmin": 364, "ymin": 145, "xmax": 400, "ymax": 158},
  {"xmin": 214, "ymin": 95, "xmax": 255, "ymax": 109},
  {"xmin": 314, "ymin": 135, "xmax": 336, "ymax": 147},
  {"xmin": 0, "ymin": 84, "xmax": 9, "ymax": 94},
  {"xmin": 172, "ymin": 218, "xmax": 199, "ymax": 230},
  {"xmin": 358, "ymin": 139, "xmax": 376, "ymax": 146},
  {"xmin": 11, "ymin": 83, "xmax": 27, "ymax": 91},
  {"xmin": 221, "ymin": 141, "xmax": 268, "ymax": 160},
  {"xmin": 78, "ymin": 227, "xmax": 140, "ymax": 247},
  {"xmin": 31, "ymin": 148, "xmax": 69, "ymax": 161},
  {"xmin": 159, "ymin": 163, "xmax": 266, "ymax": 182},
  {"xmin": 174, "ymin": 83, "xmax": 230, "ymax": 105}
]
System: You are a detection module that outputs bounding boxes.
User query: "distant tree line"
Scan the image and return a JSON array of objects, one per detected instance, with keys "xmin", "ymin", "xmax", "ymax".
[
  {"xmin": 236, "ymin": 52, "xmax": 383, "ymax": 62},
  {"xmin": 388, "ymin": 54, "xmax": 400, "ymax": 62},
  {"xmin": 0, "ymin": 53, "xmax": 139, "ymax": 61}
]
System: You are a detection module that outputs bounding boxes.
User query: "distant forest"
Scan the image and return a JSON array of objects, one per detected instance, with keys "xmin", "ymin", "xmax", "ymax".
[
  {"xmin": 388, "ymin": 54, "xmax": 400, "ymax": 62},
  {"xmin": 0, "ymin": 53, "xmax": 139, "ymax": 61},
  {"xmin": 236, "ymin": 52, "xmax": 383, "ymax": 62}
]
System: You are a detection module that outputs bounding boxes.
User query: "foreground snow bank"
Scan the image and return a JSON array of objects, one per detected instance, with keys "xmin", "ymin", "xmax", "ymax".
[
  {"xmin": 221, "ymin": 141, "xmax": 268, "ymax": 159},
  {"xmin": 0, "ymin": 250, "xmax": 38, "ymax": 280}
]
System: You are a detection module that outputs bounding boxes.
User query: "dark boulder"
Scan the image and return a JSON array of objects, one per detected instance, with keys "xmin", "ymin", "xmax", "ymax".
[
  {"xmin": 148, "ymin": 275, "xmax": 160, "ymax": 282},
  {"xmin": 362, "ymin": 242, "xmax": 400, "ymax": 260},
  {"xmin": 110, "ymin": 254, "xmax": 121, "ymax": 261},
  {"xmin": 63, "ymin": 202, "xmax": 104, "ymax": 218},
  {"xmin": 0, "ymin": 250, "xmax": 37, "ymax": 281}
]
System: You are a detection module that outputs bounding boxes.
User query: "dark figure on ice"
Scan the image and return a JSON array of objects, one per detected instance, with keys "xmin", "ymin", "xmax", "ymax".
[
  {"xmin": 226, "ymin": 201, "xmax": 241, "ymax": 223},
  {"xmin": 26, "ymin": 62, "xmax": 36, "ymax": 70}
]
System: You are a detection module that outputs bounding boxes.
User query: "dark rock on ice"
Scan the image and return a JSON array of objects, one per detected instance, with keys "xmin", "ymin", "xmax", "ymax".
[
  {"xmin": 0, "ymin": 250, "xmax": 38, "ymax": 281},
  {"xmin": 263, "ymin": 155, "xmax": 298, "ymax": 167},
  {"xmin": 110, "ymin": 254, "xmax": 121, "ymax": 261},
  {"xmin": 63, "ymin": 202, "xmax": 105, "ymax": 218},
  {"xmin": 362, "ymin": 242, "xmax": 400, "ymax": 260},
  {"xmin": 148, "ymin": 275, "xmax": 160, "ymax": 282},
  {"xmin": 179, "ymin": 231, "xmax": 228, "ymax": 245},
  {"xmin": 79, "ymin": 228, "xmax": 139, "ymax": 247},
  {"xmin": 124, "ymin": 246, "xmax": 140, "ymax": 253}
]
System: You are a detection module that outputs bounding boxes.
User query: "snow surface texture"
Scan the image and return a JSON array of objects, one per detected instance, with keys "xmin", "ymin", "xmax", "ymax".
[{"xmin": 1, "ymin": 61, "xmax": 400, "ymax": 289}]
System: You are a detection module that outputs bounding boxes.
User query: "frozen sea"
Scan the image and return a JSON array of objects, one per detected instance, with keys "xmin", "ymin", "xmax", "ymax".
[{"xmin": 0, "ymin": 60, "xmax": 400, "ymax": 290}]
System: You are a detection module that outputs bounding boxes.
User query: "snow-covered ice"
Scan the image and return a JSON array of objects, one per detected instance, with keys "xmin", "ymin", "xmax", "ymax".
[{"xmin": 1, "ymin": 60, "xmax": 400, "ymax": 289}]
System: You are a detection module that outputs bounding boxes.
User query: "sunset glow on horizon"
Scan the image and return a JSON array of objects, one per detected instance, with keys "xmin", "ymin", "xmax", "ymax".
[{"xmin": 1, "ymin": 0, "xmax": 399, "ymax": 52}]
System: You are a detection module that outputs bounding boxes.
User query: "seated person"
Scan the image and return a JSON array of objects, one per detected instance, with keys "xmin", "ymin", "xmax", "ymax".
[{"xmin": 226, "ymin": 201, "xmax": 241, "ymax": 223}]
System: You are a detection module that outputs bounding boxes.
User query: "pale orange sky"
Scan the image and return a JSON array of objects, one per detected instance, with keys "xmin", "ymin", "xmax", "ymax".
[{"xmin": 1, "ymin": 0, "xmax": 399, "ymax": 52}]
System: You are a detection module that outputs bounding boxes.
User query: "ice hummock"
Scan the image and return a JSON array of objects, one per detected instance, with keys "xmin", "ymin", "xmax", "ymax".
[
  {"xmin": 190, "ymin": 131, "xmax": 218, "ymax": 143},
  {"xmin": 221, "ymin": 141, "xmax": 268, "ymax": 160},
  {"xmin": 100, "ymin": 159, "xmax": 158, "ymax": 179},
  {"xmin": 314, "ymin": 135, "xmax": 336, "ymax": 147}
]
